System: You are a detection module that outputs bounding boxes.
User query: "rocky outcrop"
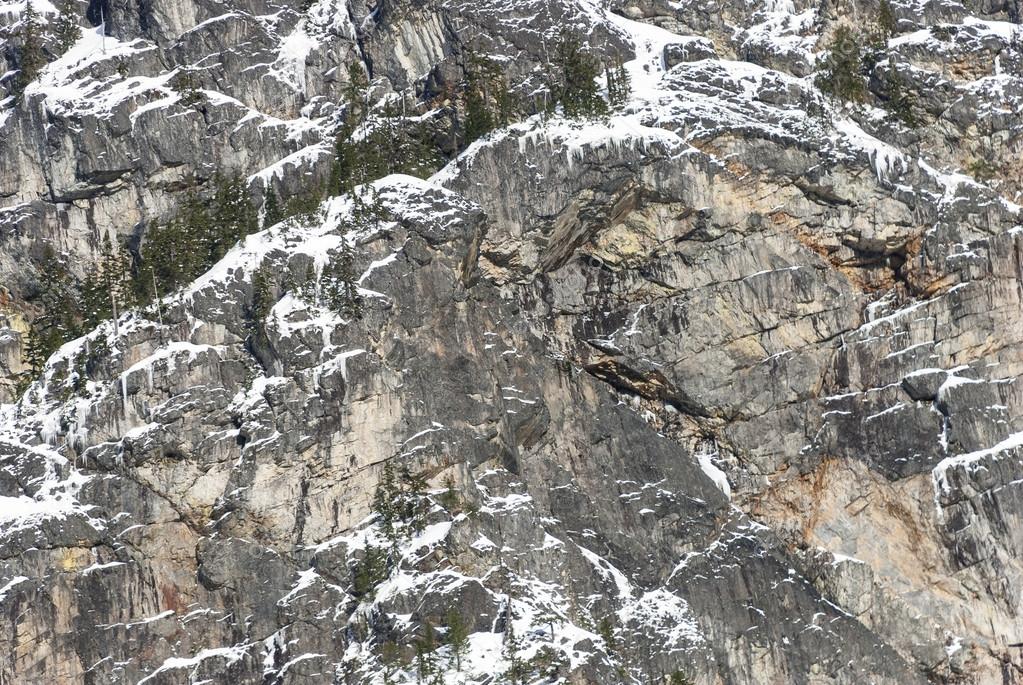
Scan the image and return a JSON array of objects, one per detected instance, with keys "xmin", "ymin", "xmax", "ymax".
[{"xmin": 1, "ymin": 0, "xmax": 1023, "ymax": 683}]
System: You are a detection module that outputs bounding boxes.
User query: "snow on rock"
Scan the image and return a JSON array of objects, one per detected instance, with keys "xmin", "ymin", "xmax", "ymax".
[
  {"xmin": 617, "ymin": 589, "xmax": 705, "ymax": 652},
  {"xmin": 696, "ymin": 447, "xmax": 731, "ymax": 498},
  {"xmin": 833, "ymin": 117, "xmax": 907, "ymax": 182},
  {"xmin": 137, "ymin": 645, "xmax": 251, "ymax": 684},
  {"xmin": 932, "ymin": 430, "xmax": 1023, "ymax": 496}
]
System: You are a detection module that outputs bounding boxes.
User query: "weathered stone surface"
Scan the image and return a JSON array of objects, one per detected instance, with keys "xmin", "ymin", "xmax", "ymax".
[{"xmin": 1, "ymin": 0, "xmax": 1023, "ymax": 682}]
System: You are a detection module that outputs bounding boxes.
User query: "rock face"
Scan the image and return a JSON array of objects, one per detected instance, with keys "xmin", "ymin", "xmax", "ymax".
[{"xmin": 1, "ymin": 0, "xmax": 1023, "ymax": 683}]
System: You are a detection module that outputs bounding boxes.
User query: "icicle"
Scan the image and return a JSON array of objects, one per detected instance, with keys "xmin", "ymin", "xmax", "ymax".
[
  {"xmin": 321, "ymin": 324, "xmax": 332, "ymax": 356},
  {"xmin": 314, "ymin": 260, "xmax": 324, "ymax": 308}
]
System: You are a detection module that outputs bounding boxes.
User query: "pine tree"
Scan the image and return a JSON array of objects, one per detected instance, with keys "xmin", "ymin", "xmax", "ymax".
[
  {"xmin": 501, "ymin": 617, "xmax": 528, "ymax": 684},
  {"xmin": 464, "ymin": 85, "xmax": 494, "ymax": 145},
  {"xmin": 401, "ymin": 121, "xmax": 442, "ymax": 179},
  {"xmin": 876, "ymin": 0, "xmax": 898, "ymax": 42},
  {"xmin": 606, "ymin": 57, "xmax": 631, "ymax": 109},
  {"xmin": 533, "ymin": 608, "xmax": 561, "ymax": 641},
  {"xmin": 398, "ymin": 464, "xmax": 428, "ymax": 534},
  {"xmin": 54, "ymin": 0, "xmax": 82, "ymax": 53},
  {"xmin": 137, "ymin": 215, "xmax": 197, "ymax": 300},
  {"xmin": 879, "ymin": 58, "xmax": 920, "ymax": 127},
  {"xmin": 171, "ymin": 69, "xmax": 205, "ymax": 108},
  {"xmin": 329, "ymin": 129, "xmax": 359, "ymax": 197},
  {"xmin": 328, "ymin": 63, "xmax": 371, "ymax": 197},
  {"xmin": 529, "ymin": 646, "xmax": 566, "ymax": 679},
  {"xmin": 284, "ymin": 185, "xmax": 325, "ymax": 223},
  {"xmin": 372, "ymin": 460, "xmax": 430, "ymax": 547},
  {"xmin": 351, "ymin": 544, "xmax": 388, "ymax": 598},
  {"xmin": 298, "ymin": 262, "xmax": 317, "ymax": 302},
  {"xmin": 861, "ymin": 1, "xmax": 898, "ymax": 71},
  {"xmin": 414, "ymin": 621, "xmax": 439, "ymax": 684},
  {"xmin": 445, "ymin": 608, "xmax": 469, "ymax": 671},
  {"xmin": 462, "ymin": 50, "xmax": 511, "ymax": 145},
  {"xmin": 210, "ymin": 174, "xmax": 258, "ymax": 261},
  {"xmin": 16, "ymin": 0, "xmax": 46, "ymax": 94},
  {"xmin": 343, "ymin": 61, "xmax": 370, "ymax": 124},
  {"xmin": 374, "ymin": 461, "xmax": 401, "ymax": 545},
  {"xmin": 669, "ymin": 670, "xmax": 695, "ymax": 685},
  {"xmin": 82, "ymin": 235, "xmax": 134, "ymax": 331},
  {"xmin": 33, "ymin": 248, "xmax": 82, "ymax": 342},
  {"xmin": 439, "ymin": 474, "xmax": 460, "ymax": 511},
  {"xmin": 598, "ymin": 615, "xmax": 617, "ymax": 652},
  {"xmin": 263, "ymin": 189, "xmax": 284, "ymax": 227},
  {"xmin": 553, "ymin": 31, "xmax": 608, "ymax": 118},
  {"xmin": 815, "ymin": 25, "xmax": 867, "ymax": 103},
  {"xmin": 321, "ymin": 244, "xmax": 362, "ymax": 320},
  {"xmin": 350, "ymin": 185, "xmax": 384, "ymax": 230},
  {"xmin": 22, "ymin": 325, "xmax": 50, "ymax": 376},
  {"xmin": 251, "ymin": 265, "xmax": 274, "ymax": 324},
  {"xmin": 380, "ymin": 641, "xmax": 400, "ymax": 685},
  {"xmin": 80, "ymin": 269, "xmax": 107, "ymax": 331}
]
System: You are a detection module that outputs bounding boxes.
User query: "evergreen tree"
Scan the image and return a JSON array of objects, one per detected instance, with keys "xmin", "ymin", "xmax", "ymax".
[
  {"xmin": 414, "ymin": 621, "xmax": 439, "ymax": 684},
  {"xmin": 461, "ymin": 50, "xmax": 512, "ymax": 145},
  {"xmin": 137, "ymin": 213, "xmax": 201, "ymax": 300},
  {"xmin": 251, "ymin": 265, "xmax": 274, "ymax": 324},
  {"xmin": 135, "ymin": 176, "xmax": 258, "ymax": 302},
  {"xmin": 54, "ymin": 0, "xmax": 82, "ymax": 53},
  {"xmin": 398, "ymin": 121, "xmax": 442, "ymax": 179},
  {"xmin": 320, "ymin": 243, "xmax": 362, "ymax": 320},
  {"xmin": 350, "ymin": 185, "xmax": 384, "ymax": 230},
  {"xmin": 501, "ymin": 617, "xmax": 528, "ymax": 684},
  {"xmin": 878, "ymin": 58, "xmax": 920, "ymax": 127},
  {"xmin": 398, "ymin": 464, "xmax": 429, "ymax": 534},
  {"xmin": 373, "ymin": 461, "xmax": 401, "ymax": 545},
  {"xmin": 16, "ymin": 0, "xmax": 46, "ymax": 94},
  {"xmin": 606, "ymin": 57, "xmax": 631, "ymax": 109},
  {"xmin": 284, "ymin": 185, "xmax": 326, "ymax": 223},
  {"xmin": 598, "ymin": 615, "xmax": 617, "ymax": 652},
  {"xmin": 876, "ymin": 0, "xmax": 898, "ymax": 42},
  {"xmin": 438, "ymin": 474, "xmax": 460, "ymax": 511},
  {"xmin": 379, "ymin": 641, "xmax": 401, "ymax": 685},
  {"xmin": 533, "ymin": 608, "xmax": 561, "ymax": 641},
  {"xmin": 328, "ymin": 127, "xmax": 360, "ymax": 197},
  {"xmin": 329, "ymin": 92, "xmax": 442, "ymax": 195},
  {"xmin": 463, "ymin": 84, "xmax": 494, "ymax": 144},
  {"xmin": 171, "ymin": 69, "xmax": 205, "ymax": 108},
  {"xmin": 263, "ymin": 189, "xmax": 284, "ymax": 227},
  {"xmin": 82, "ymin": 235, "xmax": 134, "ymax": 331},
  {"xmin": 351, "ymin": 544, "xmax": 388, "ymax": 598},
  {"xmin": 209, "ymin": 174, "xmax": 258, "ymax": 262},
  {"xmin": 528, "ymin": 646, "xmax": 565, "ymax": 679},
  {"xmin": 297, "ymin": 262, "xmax": 318, "ymax": 303},
  {"xmin": 445, "ymin": 608, "xmax": 469, "ymax": 671},
  {"xmin": 862, "ymin": 1, "xmax": 898, "ymax": 71},
  {"xmin": 329, "ymin": 63, "xmax": 371, "ymax": 196},
  {"xmin": 22, "ymin": 325, "xmax": 50, "ymax": 376},
  {"xmin": 33, "ymin": 248, "xmax": 82, "ymax": 341},
  {"xmin": 815, "ymin": 25, "xmax": 867, "ymax": 103},
  {"xmin": 342, "ymin": 61, "xmax": 370, "ymax": 124},
  {"xmin": 372, "ymin": 460, "xmax": 429, "ymax": 546},
  {"xmin": 552, "ymin": 31, "xmax": 608, "ymax": 118},
  {"xmin": 669, "ymin": 670, "xmax": 695, "ymax": 685}
]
